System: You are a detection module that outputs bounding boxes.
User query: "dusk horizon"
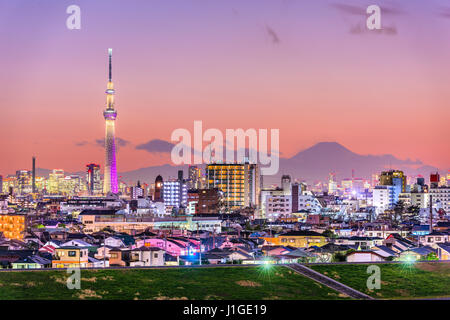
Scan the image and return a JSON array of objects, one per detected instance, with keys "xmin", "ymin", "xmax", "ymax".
[
  {"xmin": 1, "ymin": 0, "xmax": 450, "ymax": 308},
  {"xmin": 1, "ymin": 0, "xmax": 449, "ymax": 175}
]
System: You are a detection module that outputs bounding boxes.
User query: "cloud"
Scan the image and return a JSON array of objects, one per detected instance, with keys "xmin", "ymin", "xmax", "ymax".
[
  {"xmin": 265, "ymin": 25, "xmax": 280, "ymax": 44},
  {"xmin": 438, "ymin": 7, "xmax": 450, "ymax": 18},
  {"xmin": 349, "ymin": 23, "xmax": 397, "ymax": 35},
  {"xmin": 95, "ymin": 137, "xmax": 130, "ymax": 148},
  {"xmin": 332, "ymin": 3, "xmax": 365, "ymax": 15},
  {"xmin": 136, "ymin": 139, "xmax": 175, "ymax": 153},
  {"xmin": 75, "ymin": 138, "xmax": 130, "ymax": 148},
  {"xmin": 75, "ymin": 141, "xmax": 89, "ymax": 146}
]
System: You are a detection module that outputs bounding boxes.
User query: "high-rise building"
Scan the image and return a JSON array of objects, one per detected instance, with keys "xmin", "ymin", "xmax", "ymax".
[
  {"xmin": 379, "ymin": 170, "xmax": 407, "ymax": 193},
  {"xmin": 103, "ymin": 48, "xmax": 118, "ymax": 194},
  {"xmin": 131, "ymin": 181, "xmax": 144, "ymax": 200},
  {"xmin": 373, "ymin": 185, "xmax": 397, "ymax": 214},
  {"xmin": 48, "ymin": 169, "xmax": 65, "ymax": 194},
  {"xmin": 197, "ymin": 188, "xmax": 222, "ymax": 214},
  {"xmin": 328, "ymin": 172, "xmax": 337, "ymax": 195},
  {"xmin": 188, "ymin": 165, "xmax": 202, "ymax": 189},
  {"xmin": 154, "ymin": 175, "xmax": 163, "ymax": 202},
  {"xmin": 430, "ymin": 172, "xmax": 440, "ymax": 188},
  {"xmin": 429, "ymin": 186, "xmax": 450, "ymax": 212},
  {"xmin": 32, "ymin": 156, "xmax": 36, "ymax": 193},
  {"xmin": 281, "ymin": 175, "xmax": 291, "ymax": 195},
  {"xmin": 206, "ymin": 162, "xmax": 261, "ymax": 212},
  {"xmin": 86, "ymin": 163, "xmax": 101, "ymax": 195},
  {"xmin": 16, "ymin": 170, "xmax": 32, "ymax": 194},
  {"xmin": 163, "ymin": 179, "xmax": 188, "ymax": 208},
  {"xmin": 0, "ymin": 214, "xmax": 27, "ymax": 240},
  {"xmin": 60, "ymin": 175, "xmax": 83, "ymax": 195}
]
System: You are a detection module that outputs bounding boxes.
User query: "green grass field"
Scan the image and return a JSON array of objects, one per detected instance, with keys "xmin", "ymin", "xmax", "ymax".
[
  {"xmin": 311, "ymin": 262, "xmax": 450, "ymax": 299},
  {"xmin": 0, "ymin": 266, "xmax": 345, "ymax": 300}
]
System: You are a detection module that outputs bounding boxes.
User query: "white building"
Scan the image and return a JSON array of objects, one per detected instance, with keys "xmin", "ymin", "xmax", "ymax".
[
  {"xmin": 163, "ymin": 180, "xmax": 187, "ymax": 208},
  {"xmin": 297, "ymin": 192, "xmax": 322, "ymax": 213},
  {"xmin": 429, "ymin": 187, "xmax": 450, "ymax": 212},
  {"xmin": 373, "ymin": 185, "xmax": 396, "ymax": 214},
  {"xmin": 260, "ymin": 189, "xmax": 291, "ymax": 221}
]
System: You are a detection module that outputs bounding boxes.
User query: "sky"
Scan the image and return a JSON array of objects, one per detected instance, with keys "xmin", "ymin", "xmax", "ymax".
[{"xmin": 0, "ymin": 0, "xmax": 449, "ymax": 175}]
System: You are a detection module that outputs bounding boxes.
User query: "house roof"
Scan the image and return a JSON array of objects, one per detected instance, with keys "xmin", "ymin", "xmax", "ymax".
[
  {"xmin": 164, "ymin": 253, "xmax": 178, "ymax": 262},
  {"xmin": 373, "ymin": 245, "xmax": 397, "ymax": 256},
  {"xmin": 279, "ymin": 230, "xmax": 324, "ymax": 237},
  {"xmin": 131, "ymin": 246, "xmax": 164, "ymax": 252},
  {"xmin": 405, "ymin": 247, "xmax": 436, "ymax": 256},
  {"xmin": 346, "ymin": 251, "xmax": 386, "ymax": 259},
  {"xmin": 347, "ymin": 236, "xmax": 383, "ymax": 241},
  {"xmin": 282, "ymin": 248, "xmax": 316, "ymax": 258},
  {"xmin": 437, "ymin": 243, "xmax": 450, "ymax": 253},
  {"xmin": 14, "ymin": 255, "xmax": 51, "ymax": 265},
  {"xmin": 61, "ymin": 239, "xmax": 93, "ymax": 247},
  {"xmin": 309, "ymin": 243, "xmax": 351, "ymax": 253}
]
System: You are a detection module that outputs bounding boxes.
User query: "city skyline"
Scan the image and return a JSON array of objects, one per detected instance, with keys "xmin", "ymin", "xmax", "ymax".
[{"xmin": 1, "ymin": 0, "xmax": 449, "ymax": 175}]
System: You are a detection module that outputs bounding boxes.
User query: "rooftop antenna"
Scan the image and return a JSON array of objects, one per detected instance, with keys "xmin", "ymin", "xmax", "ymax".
[{"xmin": 108, "ymin": 48, "xmax": 113, "ymax": 82}]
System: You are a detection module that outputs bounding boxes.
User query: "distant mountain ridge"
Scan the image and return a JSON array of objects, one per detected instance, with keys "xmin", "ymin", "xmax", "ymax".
[{"xmin": 34, "ymin": 142, "xmax": 445, "ymax": 187}]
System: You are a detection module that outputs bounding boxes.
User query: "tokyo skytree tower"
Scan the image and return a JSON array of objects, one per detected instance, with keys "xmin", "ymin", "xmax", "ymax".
[{"xmin": 103, "ymin": 48, "xmax": 118, "ymax": 194}]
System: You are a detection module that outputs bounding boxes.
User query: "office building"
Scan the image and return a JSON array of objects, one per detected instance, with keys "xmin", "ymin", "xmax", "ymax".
[{"xmin": 206, "ymin": 162, "xmax": 261, "ymax": 212}]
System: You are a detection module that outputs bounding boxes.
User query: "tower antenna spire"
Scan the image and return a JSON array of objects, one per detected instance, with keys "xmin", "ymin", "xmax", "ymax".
[{"xmin": 108, "ymin": 48, "xmax": 112, "ymax": 81}]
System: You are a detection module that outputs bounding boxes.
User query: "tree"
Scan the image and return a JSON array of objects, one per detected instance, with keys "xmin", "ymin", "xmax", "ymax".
[
  {"xmin": 425, "ymin": 252, "xmax": 438, "ymax": 261},
  {"xmin": 392, "ymin": 200, "xmax": 406, "ymax": 224},
  {"xmin": 322, "ymin": 229, "xmax": 335, "ymax": 239}
]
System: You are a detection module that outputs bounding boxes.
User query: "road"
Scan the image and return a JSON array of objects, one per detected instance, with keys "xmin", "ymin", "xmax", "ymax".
[{"xmin": 286, "ymin": 263, "xmax": 374, "ymax": 300}]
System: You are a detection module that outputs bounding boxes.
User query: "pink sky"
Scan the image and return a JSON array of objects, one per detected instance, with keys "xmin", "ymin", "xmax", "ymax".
[{"xmin": 0, "ymin": 0, "xmax": 449, "ymax": 175}]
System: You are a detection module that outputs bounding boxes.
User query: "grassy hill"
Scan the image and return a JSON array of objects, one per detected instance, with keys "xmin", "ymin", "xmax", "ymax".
[
  {"xmin": 0, "ymin": 266, "xmax": 345, "ymax": 300},
  {"xmin": 311, "ymin": 262, "xmax": 450, "ymax": 299}
]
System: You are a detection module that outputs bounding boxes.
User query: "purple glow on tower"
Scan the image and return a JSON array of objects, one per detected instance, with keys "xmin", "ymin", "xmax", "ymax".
[{"xmin": 103, "ymin": 48, "xmax": 119, "ymax": 194}]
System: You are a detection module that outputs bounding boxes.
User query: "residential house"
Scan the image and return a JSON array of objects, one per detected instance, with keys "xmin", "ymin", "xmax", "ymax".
[
  {"xmin": 12, "ymin": 255, "xmax": 52, "ymax": 269},
  {"xmin": 383, "ymin": 234, "xmax": 415, "ymax": 253},
  {"xmin": 334, "ymin": 236, "xmax": 383, "ymax": 250},
  {"xmin": 94, "ymin": 245, "xmax": 116, "ymax": 260},
  {"xmin": 308, "ymin": 243, "xmax": 352, "ymax": 263},
  {"xmin": 39, "ymin": 240, "xmax": 61, "ymax": 255},
  {"xmin": 280, "ymin": 248, "xmax": 316, "ymax": 263},
  {"xmin": 262, "ymin": 231, "xmax": 327, "ymax": 248},
  {"xmin": 52, "ymin": 246, "xmax": 89, "ymax": 268},
  {"xmin": 128, "ymin": 246, "xmax": 165, "ymax": 267},
  {"xmin": 109, "ymin": 248, "xmax": 126, "ymax": 267},
  {"xmin": 398, "ymin": 247, "xmax": 437, "ymax": 261},
  {"xmin": 346, "ymin": 251, "xmax": 386, "ymax": 262},
  {"xmin": 261, "ymin": 245, "xmax": 294, "ymax": 256},
  {"xmin": 0, "ymin": 250, "xmax": 34, "ymax": 268},
  {"xmin": 419, "ymin": 232, "xmax": 450, "ymax": 248},
  {"xmin": 437, "ymin": 243, "xmax": 450, "ymax": 260},
  {"xmin": 372, "ymin": 245, "xmax": 398, "ymax": 260},
  {"xmin": 104, "ymin": 236, "xmax": 125, "ymax": 247},
  {"xmin": 88, "ymin": 256, "xmax": 109, "ymax": 268}
]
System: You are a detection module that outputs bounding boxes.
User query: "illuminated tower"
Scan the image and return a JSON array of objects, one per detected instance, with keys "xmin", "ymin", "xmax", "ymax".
[{"xmin": 103, "ymin": 48, "xmax": 118, "ymax": 194}]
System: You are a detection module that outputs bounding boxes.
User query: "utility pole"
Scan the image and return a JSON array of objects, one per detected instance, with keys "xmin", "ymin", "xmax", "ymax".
[
  {"xmin": 197, "ymin": 223, "xmax": 201, "ymax": 265},
  {"xmin": 429, "ymin": 195, "xmax": 433, "ymax": 234},
  {"xmin": 103, "ymin": 233, "xmax": 106, "ymax": 268}
]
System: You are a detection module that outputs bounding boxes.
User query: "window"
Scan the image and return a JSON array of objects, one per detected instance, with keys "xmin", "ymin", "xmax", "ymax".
[{"xmin": 68, "ymin": 251, "xmax": 76, "ymax": 257}]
